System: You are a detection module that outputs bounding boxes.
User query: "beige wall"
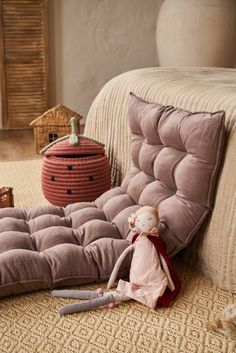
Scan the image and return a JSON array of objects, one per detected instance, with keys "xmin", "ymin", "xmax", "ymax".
[
  {"xmin": 156, "ymin": 0, "xmax": 236, "ymax": 68},
  {"xmin": 48, "ymin": 0, "xmax": 163, "ymax": 123}
]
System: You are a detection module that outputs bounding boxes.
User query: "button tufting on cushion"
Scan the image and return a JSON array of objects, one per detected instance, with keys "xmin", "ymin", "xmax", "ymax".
[{"xmin": 0, "ymin": 92, "xmax": 225, "ymax": 297}]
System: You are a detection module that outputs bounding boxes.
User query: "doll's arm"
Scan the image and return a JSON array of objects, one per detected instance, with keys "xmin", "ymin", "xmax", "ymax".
[{"xmin": 107, "ymin": 244, "xmax": 134, "ymax": 289}]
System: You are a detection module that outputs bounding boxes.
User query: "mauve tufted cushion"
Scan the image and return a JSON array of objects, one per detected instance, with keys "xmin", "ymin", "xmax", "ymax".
[
  {"xmin": 0, "ymin": 93, "xmax": 225, "ymax": 297},
  {"xmin": 125, "ymin": 93, "xmax": 225, "ymax": 254}
]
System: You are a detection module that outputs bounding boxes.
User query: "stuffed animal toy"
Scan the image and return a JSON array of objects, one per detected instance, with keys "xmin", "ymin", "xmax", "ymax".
[
  {"xmin": 206, "ymin": 304, "xmax": 236, "ymax": 339},
  {"xmin": 52, "ymin": 206, "xmax": 181, "ymax": 315}
]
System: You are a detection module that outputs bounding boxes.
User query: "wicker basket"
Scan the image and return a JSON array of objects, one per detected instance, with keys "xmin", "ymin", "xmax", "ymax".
[
  {"xmin": 30, "ymin": 105, "xmax": 82, "ymax": 153},
  {"xmin": 0, "ymin": 187, "xmax": 14, "ymax": 208},
  {"xmin": 42, "ymin": 137, "xmax": 111, "ymax": 207}
]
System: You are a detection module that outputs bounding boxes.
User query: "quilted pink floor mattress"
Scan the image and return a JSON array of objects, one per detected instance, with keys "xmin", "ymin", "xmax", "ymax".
[{"xmin": 0, "ymin": 93, "xmax": 225, "ymax": 297}]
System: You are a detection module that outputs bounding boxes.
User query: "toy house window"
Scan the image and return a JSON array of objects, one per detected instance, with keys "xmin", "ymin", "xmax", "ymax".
[{"xmin": 48, "ymin": 133, "xmax": 58, "ymax": 143}]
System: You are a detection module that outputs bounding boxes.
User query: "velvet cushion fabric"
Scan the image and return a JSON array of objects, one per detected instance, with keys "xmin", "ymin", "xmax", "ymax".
[
  {"xmin": 125, "ymin": 93, "xmax": 225, "ymax": 255},
  {"xmin": 0, "ymin": 94, "xmax": 225, "ymax": 297}
]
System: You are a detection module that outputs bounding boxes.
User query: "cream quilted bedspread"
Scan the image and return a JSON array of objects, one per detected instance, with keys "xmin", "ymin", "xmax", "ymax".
[{"xmin": 85, "ymin": 67, "xmax": 236, "ymax": 293}]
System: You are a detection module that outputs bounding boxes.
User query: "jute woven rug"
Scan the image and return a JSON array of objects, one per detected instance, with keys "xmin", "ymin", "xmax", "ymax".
[
  {"xmin": 0, "ymin": 159, "xmax": 48, "ymax": 208},
  {"xmin": 0, "ymin": 159, "xmax": 235, "ymax": 353}
]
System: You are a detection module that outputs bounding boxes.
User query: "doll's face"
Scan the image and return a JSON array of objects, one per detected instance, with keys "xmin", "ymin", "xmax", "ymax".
[{"xmin": 135, "ymin": 212, "xmax": 157, "ymax": 233}]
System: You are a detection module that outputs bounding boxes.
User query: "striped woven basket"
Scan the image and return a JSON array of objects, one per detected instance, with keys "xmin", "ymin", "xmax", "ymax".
[{"xmin": 42, "ymin": 137, "xmax": 111, "ymax": 207}]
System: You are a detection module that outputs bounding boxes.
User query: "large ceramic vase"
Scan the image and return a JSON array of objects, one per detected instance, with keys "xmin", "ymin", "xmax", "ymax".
[{"xmin": 156, "ymin": 0, "xmax": 236, "ymax": 67}]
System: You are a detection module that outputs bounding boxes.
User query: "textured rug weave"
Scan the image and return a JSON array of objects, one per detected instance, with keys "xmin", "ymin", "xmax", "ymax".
[
  {"xmin": 0, "ymin": 159, "xmax": 48, "ymax": 208},
  {"xmin": 0, "ymin": 159, "xmax": 235, "ymax": 353}
]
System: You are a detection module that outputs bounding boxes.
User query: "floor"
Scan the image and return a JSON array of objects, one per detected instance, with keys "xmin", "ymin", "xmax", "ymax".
[
  {"xmin": 0, "ymin": 126, "xmax": 85, "ymax": 161},
  {"xmin": 0, "ymin": 129, "xmax": 40, "ymax": 161}
]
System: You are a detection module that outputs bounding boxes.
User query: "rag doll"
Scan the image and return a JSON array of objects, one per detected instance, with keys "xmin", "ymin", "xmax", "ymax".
[
  {"xmin": 206, "ymin": 304, "xmax": 236, "ymax": 339},
  {"xmin": 52, "ymin": 206, "xmax": 181, "ymax": 315}
]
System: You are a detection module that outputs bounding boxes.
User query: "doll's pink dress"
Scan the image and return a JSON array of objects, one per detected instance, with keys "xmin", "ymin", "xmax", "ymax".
[{"xmin": 117, "ymin": 235, "xmax": 169, "ymax": 309}]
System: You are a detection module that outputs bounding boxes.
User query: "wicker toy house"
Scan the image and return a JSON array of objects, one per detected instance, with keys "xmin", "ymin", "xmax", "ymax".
[{"xmin": 30, "ymin": 104, "xmax": 82, "ymax": 153}]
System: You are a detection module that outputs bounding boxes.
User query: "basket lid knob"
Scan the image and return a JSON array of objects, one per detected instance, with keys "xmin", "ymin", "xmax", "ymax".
[
  {"xmin": 40, "ymin": 116, "xmax": 104, "ymax": 155},
  {"xmin": 69, "ymin": 117, "xmax": 79, "ymax": 145}
]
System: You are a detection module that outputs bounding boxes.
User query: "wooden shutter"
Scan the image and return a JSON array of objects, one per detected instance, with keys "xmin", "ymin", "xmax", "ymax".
[{"xmin": 0, "ymin": 0, "xmax": 48, "ymax": 129}]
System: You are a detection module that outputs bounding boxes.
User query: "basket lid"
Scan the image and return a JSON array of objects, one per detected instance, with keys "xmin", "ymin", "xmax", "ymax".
[{"xmin": 44, "ymin": 137, "xmax": 105, "ymax": 157}]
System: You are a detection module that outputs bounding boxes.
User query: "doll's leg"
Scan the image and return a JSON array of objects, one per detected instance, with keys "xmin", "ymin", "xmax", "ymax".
[
  {"xmin": 59, "ymin": 293, "xmax": 114, "ymax": 315},
  {"xmin": 51, "ymin": 289, "xmax": 103, "ymax": 300},
  {"xmin": 58, "ymin": 291, "xmax": 130, "ymax": 316},
  {"xmin": 112, "ymin": 291, "xmax": 130, "ymax": 302}
]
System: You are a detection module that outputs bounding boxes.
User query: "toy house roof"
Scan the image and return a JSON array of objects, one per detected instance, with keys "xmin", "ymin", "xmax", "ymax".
[{"xmin": 29, "ymin": 104, "xmax": 82, "ymax": 127}]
